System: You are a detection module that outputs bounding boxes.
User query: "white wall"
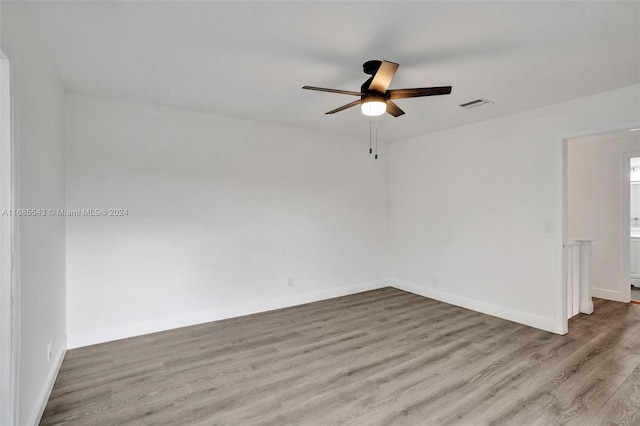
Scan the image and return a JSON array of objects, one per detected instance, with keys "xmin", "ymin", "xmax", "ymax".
[
  {"xmin": 1, "ymin": 3, "xmax": 67, "ymax": 425},
  {"xmin": 390, "ymin": 85, "xmax": 640, "ymax": 333},
  {"xmin": 65, "ymin": 93, "xmax": 390, "ymax": 347},
  {"xmin": 568, "ymin": 132, "xmax": 640, "ymax": 301}
]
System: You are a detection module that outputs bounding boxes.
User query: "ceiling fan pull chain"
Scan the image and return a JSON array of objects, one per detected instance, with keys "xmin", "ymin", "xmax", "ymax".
[
  {"xmin": 375, "ymin": 119, "xmax": 379, "ymax": 160},
  {"xmin": 369, "ymin": 120, "xmax": 373, "ymax": 154}
]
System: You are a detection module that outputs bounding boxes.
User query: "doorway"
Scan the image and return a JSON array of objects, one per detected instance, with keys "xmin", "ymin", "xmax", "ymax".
[{"xmin": 566, "ymin": 130, "xmax": 640, "ymax": 309}]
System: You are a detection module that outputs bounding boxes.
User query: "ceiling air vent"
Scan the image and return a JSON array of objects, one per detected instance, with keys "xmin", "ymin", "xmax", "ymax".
[{"xmin": 460, "ymin": 98, "xmax": 493, "ymax": 109}]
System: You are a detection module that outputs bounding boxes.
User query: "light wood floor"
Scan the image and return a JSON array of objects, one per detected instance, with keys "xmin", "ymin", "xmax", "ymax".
[{"xmin": 41, "ymin": 288, "xmax": 640, "ymax": 425}]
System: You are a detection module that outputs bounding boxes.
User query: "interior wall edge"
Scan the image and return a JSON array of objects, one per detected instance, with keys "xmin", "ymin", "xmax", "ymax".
[
  {"xmin": 67, "ymin": 279, "xmax": 392, "ymax": 349},
  {"xmin": 390, "ymin": 279, "xmax": 565, "ymax": 335},
  {"xmin": 26, "ymin": 340, "xmax": 65, "ymax": 426},
  {"xmin": 2, "ymin": 2, "xmax": 68, "ymax": 424}
]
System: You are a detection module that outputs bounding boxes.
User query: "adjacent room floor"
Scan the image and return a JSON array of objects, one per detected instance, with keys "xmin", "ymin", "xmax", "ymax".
[{"xmin": 41, "ymin": 288, "xmax": 640, "ymax": 425}]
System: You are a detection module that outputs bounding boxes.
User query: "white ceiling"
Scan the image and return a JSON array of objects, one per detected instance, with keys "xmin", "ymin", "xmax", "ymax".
[{"xmin": 21, "ymin": 1, "xmax": 640, "ymax": 142}]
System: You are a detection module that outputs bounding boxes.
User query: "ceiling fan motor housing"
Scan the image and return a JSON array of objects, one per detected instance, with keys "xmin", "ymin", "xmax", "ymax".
[
  {"xmin": 361, "ymin": 92, "xmax": 387, "ymax": 103},
  {"xmin": 362, "ymin": 60, "xmax": 382, "ymax": 75}
]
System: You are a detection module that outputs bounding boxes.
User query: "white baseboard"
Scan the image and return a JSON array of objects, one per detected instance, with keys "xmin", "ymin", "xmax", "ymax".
[
  {"xmin": 69, "ymin": 277, "xmax": 571, "ymax": 349},
  {"xmin": 591, "ymin": 287, "xmax": 625, "ymax": 302},
  {"xmin": 68, "ymin": 279, "xmax": 391, "ymax": 348},
  {"xmin": 27, "ymin": 340, "xmax": 66, "ymax": 426},
  {"xmin": 390, "ymin": 279, "xmax": 564, "ymax": 334}
]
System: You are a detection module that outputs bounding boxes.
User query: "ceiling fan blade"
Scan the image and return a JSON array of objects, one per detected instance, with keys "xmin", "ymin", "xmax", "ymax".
[
  {"xmin": 388, "ymin": 86, "xmax": 452, "ymax": 99},
  {"xmin": 386, "ymin": 100, "xmax": 405, "ymax": 117},
  {"xmin": 325, "ymin": 100, "xmax": 361, "ymax": 114},
  {"xmin": 302, "ymin": 86, "xmax": 362, "ymax": 96},
  {"xmin": 368, "ymin": 60, "xmax": 399, "ymax": 93}
]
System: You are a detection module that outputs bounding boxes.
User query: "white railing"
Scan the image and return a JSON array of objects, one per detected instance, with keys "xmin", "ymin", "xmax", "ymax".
[{"xmin": 566, "ymin": 239, "xmax": 594, "ymax": 319}]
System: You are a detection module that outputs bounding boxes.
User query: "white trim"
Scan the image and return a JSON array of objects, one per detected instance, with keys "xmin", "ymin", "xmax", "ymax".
[
  {"xmin": 623, "ymin": 152, "xmax": 640, "ymax": 303},
  {"xmin": 0, "ymin": 50, "xmax": 18, "ymax": 426},
  {"xmin": 555, "ymin": 135, "xmax": 568, "ymax": 333},
  {"xmin": 558, "ymin": 121, "xmax": 640, "ymax": 144},
  {"xmin": 390, "ymin": 279, "xmax": 563, "ymax": 334},
  {"xmin": 69, "ymin": 276, "xmax": 576, "ymax": 349},
  {"xmin": 26, "ymin": 342, "xmax": 65, "ymax": 426},
  {"xmin": 580, "ymin": 300, "xmax": 594, "ymax": 314},
  {"xmin": 68, "ymin": 279, "xmax": 391, "ymax": 348},
  {"xmin": 592, "ymin": 287, "xmax": 625, "ymax": 303}
]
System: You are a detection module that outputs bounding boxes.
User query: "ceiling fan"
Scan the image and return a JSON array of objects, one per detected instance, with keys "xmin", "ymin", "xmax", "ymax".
[{"xmin": 303, "ymin": 60, "xmax": 452, "ymax": 117}]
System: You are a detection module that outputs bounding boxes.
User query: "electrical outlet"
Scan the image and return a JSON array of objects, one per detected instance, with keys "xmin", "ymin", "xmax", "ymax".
[{"xmin": 46, "ymin": 342, "xmax": 52, "ymax": 362}]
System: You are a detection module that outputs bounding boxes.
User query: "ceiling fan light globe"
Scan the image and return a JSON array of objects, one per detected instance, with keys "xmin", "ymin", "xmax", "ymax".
[{"xmin": 361, "ymin": 100, "xmax": 386, "ymax": 117}]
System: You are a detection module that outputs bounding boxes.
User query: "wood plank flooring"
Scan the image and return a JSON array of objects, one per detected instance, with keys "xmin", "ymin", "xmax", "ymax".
[{"xmin": 41, "ymin": 288, "xmax": 640, "ymax": 425}]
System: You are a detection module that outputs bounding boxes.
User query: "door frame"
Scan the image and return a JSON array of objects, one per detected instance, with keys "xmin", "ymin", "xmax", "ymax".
[
  {"xmin": 0, "ymin": 49, "xmax": 18, "ymax": 426},
  {"xmin": 624, "ymin": 152, "xmax": 640, "ymax": 303},
  {"xmin": 556, "ymin": 121, "xmax": 640, "ymax": 334}
]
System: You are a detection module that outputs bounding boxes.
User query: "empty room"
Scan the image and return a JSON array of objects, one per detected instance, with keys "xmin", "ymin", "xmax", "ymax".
[{"xmin": 1, "ymin": 1, "xmax": 640, "ymax": 425}]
